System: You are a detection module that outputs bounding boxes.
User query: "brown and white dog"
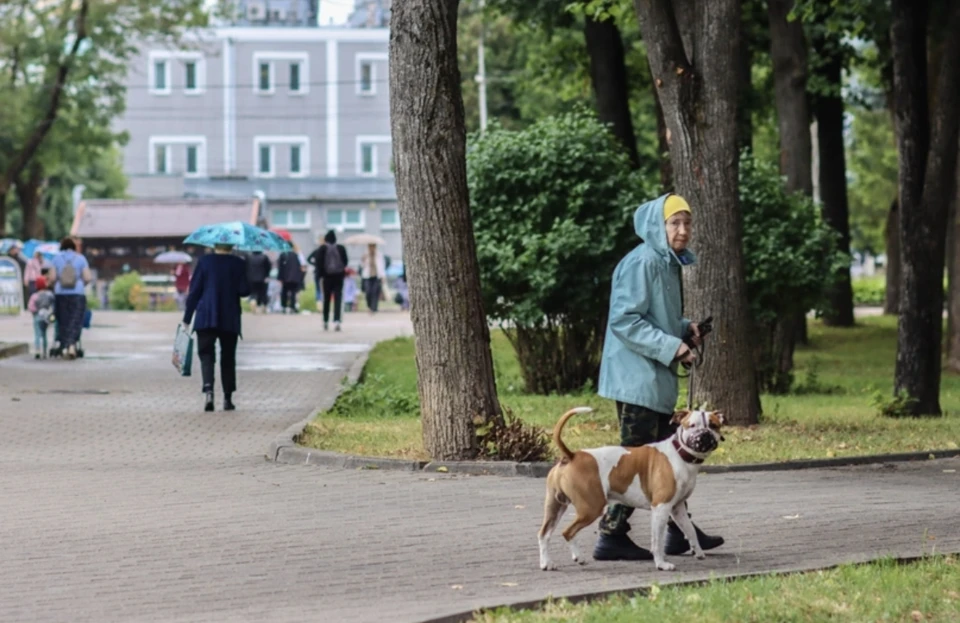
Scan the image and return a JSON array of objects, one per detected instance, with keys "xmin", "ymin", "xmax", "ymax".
[{"xmin": 538, "ymin": 406, "xmax": 725, "ymax": 571}]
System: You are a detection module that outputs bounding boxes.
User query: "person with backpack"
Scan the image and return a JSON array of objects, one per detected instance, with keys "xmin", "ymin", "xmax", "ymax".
[
  {"xmin": 49, "ymin": 237, "xmax": 91, "ymax": 360},
  {"xmin": 307, "ymin": 230, "xmax": 349, "ymax": 331},
  {"xmin": 245, "ymin": 251, "xmax": 272, "ymax": 314},
  {"xmin": 27, "ymin": 276, "xmax": 55, "ymax": 359}
]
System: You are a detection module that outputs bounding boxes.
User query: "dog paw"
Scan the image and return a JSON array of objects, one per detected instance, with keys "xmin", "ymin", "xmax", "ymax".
[
  {"xmin": 574, "ymin": 557, "xmax": 588, "ymax": 566},
  {"xmin": 540, "ymin": 561, "xmax": 557, "ymax": 571},
  {"xmin": 694, "ymin": 551, "xmax": 706, "ymax": 560},
  {"xmin": 656, "ymin": 561, "xmax": 676, "ymax": 571}
]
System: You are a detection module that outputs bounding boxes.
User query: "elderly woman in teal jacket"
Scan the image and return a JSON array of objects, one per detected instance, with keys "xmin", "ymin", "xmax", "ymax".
[{"xmin": 593, "ymin": 193, "xmax": 725, "ymax": 562}]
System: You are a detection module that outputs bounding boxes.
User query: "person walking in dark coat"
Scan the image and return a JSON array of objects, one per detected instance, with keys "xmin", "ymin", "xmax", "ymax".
[
  {"xmin": 277, "ymin": 249, "xmax": 302, "ymax": 314},
  {"xmin": 307, "ymin": 230, "xmax": 349, "ymax": 331},
  {"xmin": 246, "ymin": 251, "xmax": 272, "ymax": 313},
  {"xmin": 183, "ymin": 244, "xmax": 251, "ymax": 412}
]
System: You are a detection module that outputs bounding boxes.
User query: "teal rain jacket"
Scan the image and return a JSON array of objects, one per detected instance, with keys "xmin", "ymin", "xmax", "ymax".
[{"xmin": 598, "ymin": 194, "xmax": 695, "ymax": 414}]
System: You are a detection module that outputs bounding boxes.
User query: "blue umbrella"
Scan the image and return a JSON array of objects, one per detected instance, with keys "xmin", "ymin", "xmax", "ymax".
[{"xmin": 183, "ymin": 221, "xmax": 291, "ymax": 252}]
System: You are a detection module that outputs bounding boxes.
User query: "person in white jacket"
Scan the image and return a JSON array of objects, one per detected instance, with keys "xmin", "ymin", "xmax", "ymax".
[{"xmin": 360, "ymin": 244, "xmax": 386, "ymax": 313}]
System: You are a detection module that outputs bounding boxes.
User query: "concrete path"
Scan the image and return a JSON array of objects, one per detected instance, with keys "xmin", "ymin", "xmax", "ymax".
[{"xmin": 0, "ymin": 310, "xmax": 958, "ymax": 623}]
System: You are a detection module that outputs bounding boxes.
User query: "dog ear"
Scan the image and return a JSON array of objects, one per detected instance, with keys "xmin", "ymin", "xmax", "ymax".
[
  {"xmin": 671, "ymin": 410, "xmax": 690, "ymax": 425},
  {"xmin": 713, "ymin": 411, "xmax": 726, "ymax": 426}
]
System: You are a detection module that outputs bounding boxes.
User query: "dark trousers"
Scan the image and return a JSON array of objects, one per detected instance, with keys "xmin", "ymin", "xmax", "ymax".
[
  {"xmin": 281, "ymin": 282, "xmax": 299, "ymax": 310},
  {"xmin": 250, "ymin": 281, "xmax": 268, "ymax": 307},
  {"xmin": 322, "ymin": 274, "xmax": 344, "ymax": 323},
  {"xmin": 54, "ymin": 294, "xmax": 87, "ymax": 348},
  {"xmin": 363, "ymin": 278, "xmax": 381, "ymax": 312},
  {"xmin": 196, "ymin": 329, "xmax": 239, "ymax": 395},
  {"xmin": 598, "ymin": 402, "xmax": 677, "ymax": 536}
]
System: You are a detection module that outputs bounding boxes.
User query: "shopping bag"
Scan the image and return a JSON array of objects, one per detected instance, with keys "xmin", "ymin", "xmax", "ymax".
[{"xmin": 172, "ymin": 323, "xmax": 194, "ymax": 377}]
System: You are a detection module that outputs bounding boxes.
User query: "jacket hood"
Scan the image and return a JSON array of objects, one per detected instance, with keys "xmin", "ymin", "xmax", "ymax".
[{"xmin": 633, "ymin": 194, "xmax": 695, "ymax": 265}]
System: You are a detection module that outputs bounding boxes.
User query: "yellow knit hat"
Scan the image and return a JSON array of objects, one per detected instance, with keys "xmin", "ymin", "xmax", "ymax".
[{"xmin": 663, "ymin": 194, "xmax": 692, "ymax": 220}]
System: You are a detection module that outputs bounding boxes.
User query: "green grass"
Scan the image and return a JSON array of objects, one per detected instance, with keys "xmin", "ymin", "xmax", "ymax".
[
  {"xmin": 298, "ymin": 316, "xmax": 960, "ymax": 464},
  {"xmin": 470, "ymin": 556, "xmax": 960, "ymax": 623}
]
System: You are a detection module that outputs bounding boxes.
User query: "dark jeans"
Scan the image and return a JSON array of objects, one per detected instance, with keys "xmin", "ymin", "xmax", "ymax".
[
  {"xmin": 54, "ymin": 294, "xmax": 87, "ymax": 349},
  {"xmin": 250, "ymin": 281, "xmax": 268, "ymax": 307},
  {"xmin": 322, "ymin": 274, "xmax": 344, "ymax": 323},
  {"xmin": 363, "ymin": 278, "xmax": 381, "ymax": 312},
  {"xmin": 281, "ymin": 282, "xmax": 299, "ymax": 311},
  {"xmin": 598, "ymin": 402, "xmax": 677, "ymax": 537},
  {"xmin": 196, "ymin": 329, "xmax": 239, "ymax": 395}
]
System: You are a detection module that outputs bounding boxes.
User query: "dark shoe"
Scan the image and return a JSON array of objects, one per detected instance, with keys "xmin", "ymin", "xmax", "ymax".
[
  {"xmin": 204, "ymin": 391, "xmax": 215, "ymax": 412},
  {"xmin": 665, "ymin": 518, "xmax": 724, "ymax": 555},
  {"xmin": 593, "ymin": 533, "xmax": 654, "ymax": 561},
  {"xmin": 223, "ymin": 394, "xmax": 236, "ymax": 411}
]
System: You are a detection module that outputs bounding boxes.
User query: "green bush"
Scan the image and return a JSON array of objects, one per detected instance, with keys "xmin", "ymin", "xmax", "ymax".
[
  {"xmin": 852, "ymin": 276, "xmax": 885, "ymax": 306},
  {"xmin": 467, "ymin": 109, "xmax": 654, "ymax": 394},
  {"xmin": 740, "ymin": 154, "xmax": 848, "ymax": 393},
  {"xmin": 108, "ymin": 272, "xmax": 148, "ymax": 310}
]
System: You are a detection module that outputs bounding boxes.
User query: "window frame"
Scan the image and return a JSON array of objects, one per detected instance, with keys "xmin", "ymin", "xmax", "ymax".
[
  {"xmin": 326, "ymin": 208, "xmax": 366, "ymax": 231},
  {"xmin": 184, "ymin": 60, "xmax": 198, "ymax": 93},
  {"xmin": 355, "ymin": 52, "xmax": 385, "ymax": 96},
  {"xmin": 254, "ymin": 135, "xmax": 309, "ymax": 178},
  {"xmin": 253, "ymin": 52, "xmax": 309, "ymax": 95},
  {"xmin": 380, "ymin": 208, "xmax": 400, "ymax": 230},
  {"xmin": 150, "ymin": 59, "xmax": 170, "ymax": 94},
  {"xmin": 271, "ymin": 208, "xmax": 311, "ymax": 231},
  {"xmin": 148, "ymin": 135, "xmax": 207, "ymax": 177},
  {"xmin": 153, "ymin": 144, "xmax": 170, "ymax": 174},
  {"xmin": 355, "ymin": 135, "xmax": 391, "ymax": 177},
  {"xmin": 289, "ymin": 61, "xmax": 303, "ymax": 94},
  {"xmin": 185, "ymin": 145, "xmax": 199, "ymax": 176}
]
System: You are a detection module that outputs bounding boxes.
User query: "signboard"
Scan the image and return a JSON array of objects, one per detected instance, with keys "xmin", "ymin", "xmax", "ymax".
[{"xmin": 0, "ymin": 256, "xmax": 23, "ymax": 315}]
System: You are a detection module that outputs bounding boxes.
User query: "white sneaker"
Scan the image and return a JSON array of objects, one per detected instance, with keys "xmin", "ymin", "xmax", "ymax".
[{"xmin": 335, "ymin": 323, "xmax": 341, "ymax": 332}]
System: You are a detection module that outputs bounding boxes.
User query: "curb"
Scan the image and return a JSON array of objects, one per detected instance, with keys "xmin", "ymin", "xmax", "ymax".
[
  {"xmin": 0, "ymin": 342, "xmax": 28, "ymax": 360},
  {"xmin": 415, "ymin": 554, "xmax": 940, "ymax": 623}
]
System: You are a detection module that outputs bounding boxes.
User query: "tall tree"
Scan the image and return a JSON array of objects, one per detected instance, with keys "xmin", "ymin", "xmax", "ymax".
[
  {"xmin": 633, "ymin": 0, "xmax": 761, "ymax": 424},
  {"xmin": 390, "ymin": 0, "xmax": 504, "ymax": 459},
  {"xmin": 890, "ymin": 0, "xmax": 960, "ymax": 415}
]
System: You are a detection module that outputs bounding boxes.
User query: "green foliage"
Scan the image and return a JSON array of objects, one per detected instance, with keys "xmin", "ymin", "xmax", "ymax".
[
  {"xmin": 852, "ymin": 276, "xmax": 886, "ymax": 306},
  {"xmin": 873, "ymin": 391, "xmax": 921, "ymax": 419},
  {"xmin": 847, "ymin": 109, "xmax": 897, "ymax": 255},
  {"xmin": 467, "ymin": 110, "xmax": 653, "ymax": 393},
  {"xmin": 108, "ymin": 272, "xmax": 147, "ymax": 311},
  {"xmin": 741, "ymin": 154, "xmax": 848, "ymax": 326},
  {"xmin": 330, "ymin": 374, "xmax": 419, "ymax": 418}
]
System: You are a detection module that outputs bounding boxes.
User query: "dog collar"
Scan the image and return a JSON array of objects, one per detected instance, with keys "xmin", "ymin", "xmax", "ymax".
[{"xmin": 672, "ymin": 436, "xmax": 705, "ymax": 464}]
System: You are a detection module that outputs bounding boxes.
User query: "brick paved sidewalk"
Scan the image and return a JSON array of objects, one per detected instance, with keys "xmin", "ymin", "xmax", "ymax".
[{"xmin": 0, "ymin": 311, "xmax": 958, "ymax": 623}]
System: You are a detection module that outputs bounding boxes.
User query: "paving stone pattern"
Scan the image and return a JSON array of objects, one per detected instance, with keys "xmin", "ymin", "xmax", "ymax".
[{"xmin": 1, "ymin": 311, "xmax": 958, "ymax": 623}]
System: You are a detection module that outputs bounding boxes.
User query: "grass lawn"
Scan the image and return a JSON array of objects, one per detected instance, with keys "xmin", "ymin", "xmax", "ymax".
[
  {"xmin": 470, "ymin": 556, "xmax": 960, "ymax": 623},
  {"xmin": 298, "ymin": 316, "xmax": 960, "ymax": 464}
]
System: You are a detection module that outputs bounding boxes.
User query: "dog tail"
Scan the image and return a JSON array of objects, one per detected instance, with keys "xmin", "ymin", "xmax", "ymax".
[{"xmin": 553, "ymin": 407, "xmax": 593, "ymax": 461}]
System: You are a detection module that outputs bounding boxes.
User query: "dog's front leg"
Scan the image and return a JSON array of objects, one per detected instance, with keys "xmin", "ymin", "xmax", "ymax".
[
  {"xmin": 671, "ymin": 505, "xmax": 705, "ymax": 559},
  {"xmin": 650, "ymin": 504, "xmax": 675, "ymax": 571}
]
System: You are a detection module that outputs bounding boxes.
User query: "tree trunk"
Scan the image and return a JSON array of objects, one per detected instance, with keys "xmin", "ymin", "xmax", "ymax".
[
  {"xmin": 634, "ymin": 0, "xmax": 761, "ymax": 425},
  {"xmin": 811, "ymin": 40, "xmax": 855, "ymax": 327},
  {"xmin": 583, "ymin": 15, "xmax": 640, "ymax": 170},
  {"xmin": 17, "ymin": 162, "xmax": 46, "ymax": 240},
  {"xmin": 389, "ymin": 0, "xmax": 503, "ymax": 459},
  {"xmin": 884, "ymin": 199, "xmax": 901, "ymax": 314},
  {"xmin": 767, "ymin": 0, "xmax": 813, "ymax": 376},
  {"xmin": 947, "ymin": 162, "xmax": 960, "ymax": 368},
  {"xmin": 653, "ymin": 87, "xmax": 673, "ymax": 191},
  {"xmin": 892, "ymin": 0, "xmax": 960, "ymax": 415}
]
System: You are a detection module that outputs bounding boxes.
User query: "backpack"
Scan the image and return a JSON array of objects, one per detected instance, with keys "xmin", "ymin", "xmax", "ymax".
[
  {"xmin": 323, "ymin": 243, "xmax": 345, "ymax": 276},
  {"xmin": 59, "ymin": 257, "xmax": 78, "ymax": 288},
  {"xmin": 35, "ymin": 291, "xmax": 55, "ymax": 329}
]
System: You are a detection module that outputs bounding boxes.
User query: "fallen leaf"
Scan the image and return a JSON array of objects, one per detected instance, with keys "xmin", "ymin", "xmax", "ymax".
[
  {"xmin": 946, "ymin": 591, "xmax": 959, "ymax": 599},
  {"xmin": 837, "ymin": 442, "xmax": 848, "ymax": 449},
  {"xmin": 451, "ymin": 585, "xmax": 463, "ymax": 590},
  {"xmin": 911, "ymin": 610, "xmax": 924, "ymax": 622},
  {"xmin": 427, "ymin": 478, "xmax": 436, "ymax": 482},
  {"xmin": 436, "ymin": 466, "xmax": 449, "ymax": 473},
  {"xmin": 782, "ymin": 514, "xmax": 801, "ymax": 520},
  {"xmin": 500, "ymin": 582, "xmax": 519, "ymax": 587},
  {"xmin": 514, "ymin": 505, "xmax": 525, "ymax": 509},
  {"xmin": 943, "ymin": 469, "xmax": 956, "ymax": 473},
  {"xmin": 648, "ymin": 585, "xmax": 661, "ymax": 601}
]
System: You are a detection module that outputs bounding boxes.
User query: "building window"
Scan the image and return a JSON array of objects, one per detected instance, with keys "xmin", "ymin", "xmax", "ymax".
[
  {"xmin": 381, "ymin": 208, "xmax": 399, "ymax": 229},
  {"xmin": 258, "ymin": 62, "xmax": 272, "ymax": 92},
  {"xmin": 290, "ymin": 145, "xmax": 301, "ymax": 175},
  {"xmin": 154, "ymin": 144, "xmax": 169, "ymax": 174},
  {"xmin": 186, "ymin": 145, "xmax": 198, "ymax": 174},
  {"xmin": 258, "ymin": 145, "xmax": 273, "ymax": 175},
  {"xmin": 272, "ymin": 209, "xmax": 309, "ymax": 229},
  {"xmin": 360, "ymin": 144, "xmax": 375, "ymax": 175},
  {"xmin": 289, "ymin": 62, "xmax": 301, "ymax": 92},
  {"xmin": 359, "ymin": 61, "xmax": 373, "ymax": 94},
  {"xmin": 153, "ymin": 60, "xmax": 168, "ymax": 92},
  {"xmin": 185, "ymin": 61, "xmax": 197, "ymax": 91},
  {"xmin": 327, "ymin": 209, "xmax": 364, "ymax": 230}
]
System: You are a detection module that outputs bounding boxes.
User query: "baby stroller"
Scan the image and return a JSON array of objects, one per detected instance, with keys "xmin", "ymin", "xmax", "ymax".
[{"xmin": 48, "ymin": 309, "xmax": 90, "ymax": 359}]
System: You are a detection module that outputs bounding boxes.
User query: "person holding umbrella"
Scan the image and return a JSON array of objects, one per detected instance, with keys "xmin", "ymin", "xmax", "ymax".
[{"xmin": 181, "ymin": 222, "xmax": 286, "ymax": 412}]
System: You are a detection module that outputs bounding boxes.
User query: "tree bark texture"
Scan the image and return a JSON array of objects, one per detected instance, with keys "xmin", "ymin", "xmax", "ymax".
[
  {"xmin": 634, "ymin": 0, "xmax": 761, "ymax": 425},
  {"xmin": 884, "ymin": 199, "xmax": 901, "ymax": 314},
  {"xmin": 947, "ymin": 162, "xmax": 960, "ymax": 367},
  {"xmin": 811, "ymin": 42, "xmax": 855, "ymax": 327},
  {"xmin": 16, "ymin": 162, "xmax": 46, "ymax": 240},
  {"xmin": 892, "ymin": 0, "xmax": 960, "ymax": 415},
  {"xmin": 584, "ymin": 15, "xmax": 641, "ymax": 170},
  {"xmin": 653, "ymin": 87, "xmax": 673, "ymax": 191},
  {"xmin": 389, "ymin": 0, "xmax": 503, "ymax": 459}
]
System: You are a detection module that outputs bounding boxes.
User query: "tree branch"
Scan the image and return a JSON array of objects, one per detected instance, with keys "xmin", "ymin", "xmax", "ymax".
[
  {"xmin": 0, "ymin": 0, "xmax": 89, "ymax": 192},
  {"xmin": 633, "ymin": 0, "xmax": 692, "ymax": 80}
]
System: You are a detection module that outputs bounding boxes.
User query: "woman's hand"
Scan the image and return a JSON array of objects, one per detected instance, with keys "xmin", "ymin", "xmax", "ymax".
[{"xmin": 675, "ymin": 342, "xmax": 697, "ymax": 365}]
